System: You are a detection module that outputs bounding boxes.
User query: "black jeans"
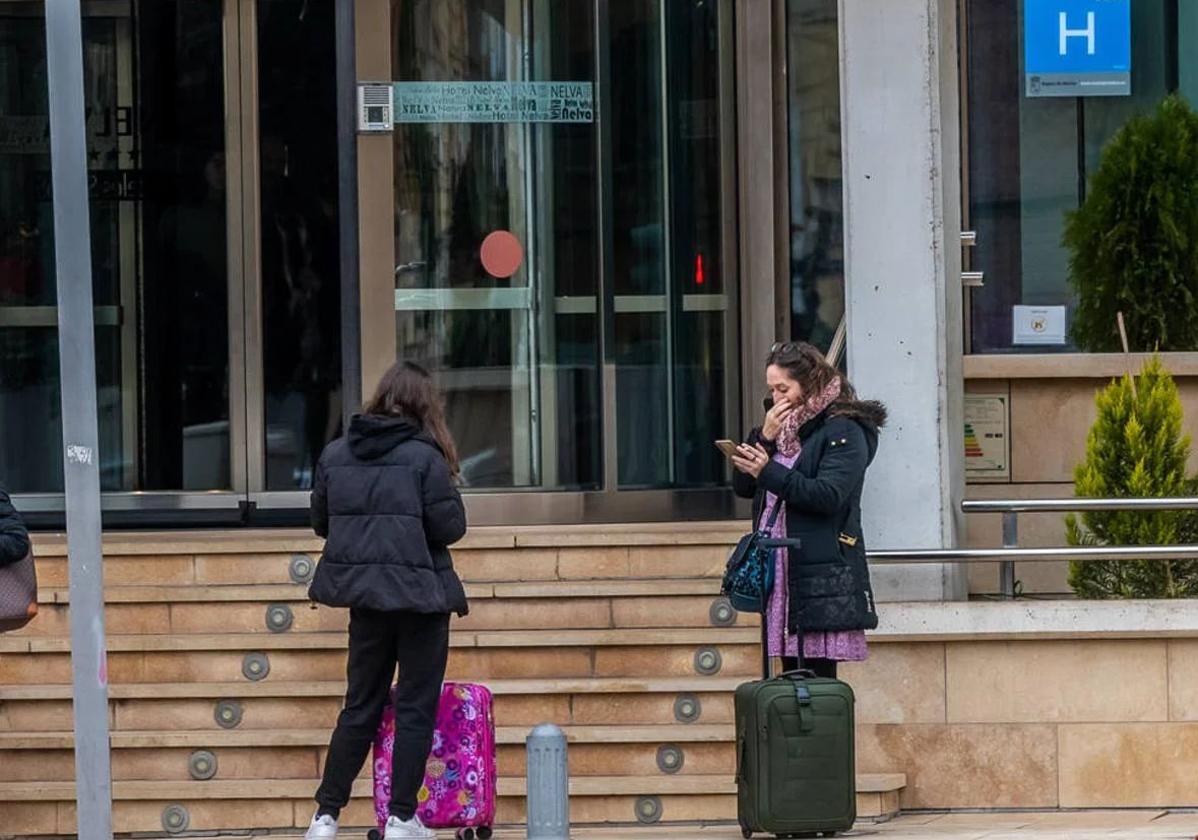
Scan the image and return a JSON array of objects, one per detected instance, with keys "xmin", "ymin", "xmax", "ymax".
[
  {"xmin": 780, "ymin": 655, "xmax": 838, "ymax": 679},
  {"xmin": 316, "ymin": 609, "xmax": 450, "ymax": 821}
]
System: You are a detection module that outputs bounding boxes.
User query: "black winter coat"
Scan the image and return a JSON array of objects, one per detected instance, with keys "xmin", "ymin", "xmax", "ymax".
[
  {"xmin": 308, "ymin": 414, "xmax": 469, "ymax": 615},
  {"xmin": 733, "ymin": 400, "xmax": 886, "ymax": 634},
  {"xmin": 0, "ymin": 488, "xmax": 30, "ymax": 568}
]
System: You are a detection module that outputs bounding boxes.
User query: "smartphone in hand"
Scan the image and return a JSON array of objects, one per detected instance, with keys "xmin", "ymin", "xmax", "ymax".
[{"xmin": 715, "ymin": 439, "xmax": 740, "ymax": 460}]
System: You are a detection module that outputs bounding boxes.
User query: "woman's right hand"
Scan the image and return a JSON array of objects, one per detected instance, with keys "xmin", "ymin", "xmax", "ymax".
[{"xmin": 760, "ymin": 399, "xmax": 794, "ymax": 442}]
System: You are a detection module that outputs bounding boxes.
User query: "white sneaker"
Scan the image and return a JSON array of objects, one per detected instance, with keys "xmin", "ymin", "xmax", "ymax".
[
  {"xmin": 383, "ymin": 814, "xmax": 435, "ymax": 839},
  {"xmin": 305, "ymin": 812, "xmax": 339, "ymax": 840}
]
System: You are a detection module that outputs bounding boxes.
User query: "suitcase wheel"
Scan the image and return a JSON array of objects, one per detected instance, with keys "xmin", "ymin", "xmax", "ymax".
[
  {"xmin": 455, "ymin": 830, "xmax": 474, "ymax": 840},
  {"xmin": 740, "ymin": 825, "xmax": 752, "ymax": 839},
  {"xmin": 367, "ymin": 831, "xmax": 381, "ymax": 840},
  {"xmin": 477, "ymin": 828, "xmax": 493, "ymax": 840}
]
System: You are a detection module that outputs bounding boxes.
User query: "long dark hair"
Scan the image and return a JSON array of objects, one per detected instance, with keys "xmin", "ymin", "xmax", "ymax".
[
  {"xmin": 363, "ymin": 361, "xmax": 460, "ymax": 476},
  {"xmin": 766, "ymin": 341, "xmax": 857, "ymax": 403},
  {"xmin": 765, "ymin": 341, "xmax": 888, "ymax": 428}
]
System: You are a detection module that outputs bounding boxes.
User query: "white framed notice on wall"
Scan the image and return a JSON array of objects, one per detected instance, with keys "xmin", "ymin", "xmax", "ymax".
[
  {"xmin": 964, "ymin": 394, "xmax": 1010, "ymax": 482},
  {"xmin": 1013, "ymin": 305, "xmax": 1067, "ymax": 346}
]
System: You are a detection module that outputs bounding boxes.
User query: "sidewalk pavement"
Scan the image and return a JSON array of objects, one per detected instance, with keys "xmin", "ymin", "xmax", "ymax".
[
  {"xmin": 550, "ymin": 811, "xmax": 1198, "ymax": 838},
  {"xmin": 200, "ymin": 811, "xmax": 1198, "ymax": 840}
]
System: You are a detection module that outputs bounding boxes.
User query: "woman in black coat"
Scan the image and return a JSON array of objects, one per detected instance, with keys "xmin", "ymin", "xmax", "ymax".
[
  {"xmin": 731, "ymin": 342, "xmax": 885, "ymax": 679},
  {"xmin": 0, "ymin": 487, "xmax": 30, "ymax": 567},
  {"xmin": 306, "ymin": 361, "xmax": 467, "ymax": 840}
]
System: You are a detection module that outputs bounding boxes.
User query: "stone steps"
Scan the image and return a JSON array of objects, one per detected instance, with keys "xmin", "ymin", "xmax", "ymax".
[
  {"xmin": 0, "ymin": 725, "xmax": 738, "ymax": 783},
  {"xmin": 0, "ymin": 725, "xmax": 741, "ymax": 783},
  {"xmin": 28, "ymin": 524, "xmax": 742, "ymax": 590},
  {"xmin": 0, "ymin": 723, "xmax": 735, "ymax": 749},
  {"xmin": 0, "ymin": 626, "xmax": 760, "ymax": 688},
  {"xmin": 0, "ymin": 627, "xmax": 758, "ymax": 653},
  {"xmin": 1, "ymin": 679, "xmax": 737, "ymax": 733},
  {"xmin": 0, "ymin": 676, "xmax": 744, "ymax": 701},
  {"xmin": 17, "ymin": 586, "xmax": 755, "ymax": 637},
  {"xmin": 0, "ymin": 775, "xmax": 905, "ymax": 835},
  {"xmin": 1, "ymin": 528, "xmax": 906, "ymax": 834},
  {"xmin": 37, "ymin": 579, "xmax": 730, "ymax": 603}
]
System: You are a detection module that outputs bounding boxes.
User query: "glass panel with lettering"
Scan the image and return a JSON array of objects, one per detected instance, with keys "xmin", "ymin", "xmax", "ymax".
[{"xmin": 391, "ymin": 0, "xmax": 601, "ymax": 490}]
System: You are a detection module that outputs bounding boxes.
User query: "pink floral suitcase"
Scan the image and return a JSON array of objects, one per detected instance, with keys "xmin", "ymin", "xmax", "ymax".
[{"xmin": 370, "ymin": 682, "xmax": 496, "ymax": 840}]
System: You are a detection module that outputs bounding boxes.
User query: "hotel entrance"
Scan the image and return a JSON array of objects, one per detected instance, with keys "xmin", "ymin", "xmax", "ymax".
[{"xmin": 4, "ymin": 0, "xmax": 741, "ymax": 525}]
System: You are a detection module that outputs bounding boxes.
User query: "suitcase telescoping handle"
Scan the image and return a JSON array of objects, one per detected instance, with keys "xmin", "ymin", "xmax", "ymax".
[
  {"xmin": 757, "ymin": 537, "xmax": 802, "ymax": 680},
  {"xmin": 777, "ymin": 668, "xmax": 818, "ymax": 680}
]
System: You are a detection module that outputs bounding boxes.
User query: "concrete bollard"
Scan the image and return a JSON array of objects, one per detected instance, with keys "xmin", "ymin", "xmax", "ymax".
[{"xmin": 525, "ymin": 723, "xmax": 570, "ymax": 839}]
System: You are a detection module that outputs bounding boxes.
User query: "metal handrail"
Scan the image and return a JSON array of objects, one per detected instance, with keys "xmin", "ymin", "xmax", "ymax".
[
  {"xmin": 963, "ymin": 497, "xmax": 1198, "ymax": 514},
  {"xmin": 955, "ymin": 497, "xmax": 1198, "ymax": 598},
  {"xmin": 869, "ymin": 544, "xmax": 1198, "ymax": 564}
]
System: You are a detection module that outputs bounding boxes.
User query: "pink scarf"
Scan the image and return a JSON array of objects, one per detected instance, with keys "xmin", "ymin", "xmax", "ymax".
[{"xmin": 776, "ymin": 377, "xmax": 843, "ymax": 457}]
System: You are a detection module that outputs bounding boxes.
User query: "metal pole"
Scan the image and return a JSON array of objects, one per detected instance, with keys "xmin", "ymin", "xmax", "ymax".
[
  {"xmin": 1000, "ymin": 511, "xmax": 1018, "ymax": 599},
  {"xmin": 44, "ymin": 3, "xmax": 114, "ymax": 839},
  {"xmin": 335, "ymin": 0, "xmax": 362, "ymax": 423}
]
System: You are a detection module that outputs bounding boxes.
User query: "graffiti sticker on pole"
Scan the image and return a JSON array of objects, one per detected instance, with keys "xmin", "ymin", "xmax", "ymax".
[
  {"xmin": 1024, "ymin": 0, "xmax": 1131, "ymax": 97},
  {"xmin": 393, "ymin": 82, "xmax": 594, "ymax": 124}
]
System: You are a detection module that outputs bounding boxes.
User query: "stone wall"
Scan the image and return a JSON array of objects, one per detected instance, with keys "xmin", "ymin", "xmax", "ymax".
[
  {"xmin": 964, "ymin": 352, "xmax": 1198, "ymax": 596},
  {"xmin": 854, "ymin": 600, "xmax": 1198, "ymax": 809}
]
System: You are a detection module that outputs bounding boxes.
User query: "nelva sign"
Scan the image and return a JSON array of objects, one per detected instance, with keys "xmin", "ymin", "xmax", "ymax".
[{"xmin": 1024, "ymin": 0, "xmax": 1131, "ymax": 98}]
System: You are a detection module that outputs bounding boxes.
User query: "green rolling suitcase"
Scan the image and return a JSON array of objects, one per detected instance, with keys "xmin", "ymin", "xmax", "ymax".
[{"xmin": 734, "ymin": 618, "xmax": 857, "ymax": 838}]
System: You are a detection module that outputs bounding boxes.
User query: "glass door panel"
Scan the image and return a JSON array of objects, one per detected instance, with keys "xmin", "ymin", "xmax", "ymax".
[
  {"xmin": 388, "ymin": 0, "xmax": 733, "ymax": 494},
  {"xmin": 609, "ymin": 0, "xmax": 669, "ymax": 489},
  {"xmin": 257, "ymin": 0, "xmax": 342, "ymax": 492},
  {"xmin": 391, "ymin": 0, "xmax": 602, "ymax": 490},
  {"xmin": 666, "ymin": 0, "xmax": 731, "ymax": 487},
  {"xmin": 1, "ymin": 0, "xmax": 232, "ymax": 498}
]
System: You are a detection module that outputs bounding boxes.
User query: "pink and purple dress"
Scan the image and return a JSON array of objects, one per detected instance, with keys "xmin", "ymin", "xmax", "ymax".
[{"xmin": 763, "ymin": 449, "xmax": 868, "ymax": 662}]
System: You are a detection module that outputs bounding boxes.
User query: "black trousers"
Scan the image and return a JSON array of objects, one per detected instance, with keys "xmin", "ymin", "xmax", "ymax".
[
  {"xmin": 780, "ymin": 655, "xmax": 838, "ymax": 679},
  {"xmin": 316, "ymin": 609, "xmax": 450, "ymax": 820}
]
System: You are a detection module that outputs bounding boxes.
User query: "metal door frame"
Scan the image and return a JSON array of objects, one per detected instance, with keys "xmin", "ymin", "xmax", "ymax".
[{"xmin": 9, "ymin": 0, "xmax": 255, "ymax": 519}]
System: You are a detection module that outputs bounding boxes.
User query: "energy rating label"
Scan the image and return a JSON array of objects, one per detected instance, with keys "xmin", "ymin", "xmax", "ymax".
[{"xmin": 964, "ymin": 394, "xmax": 1010, "ymax": 480}]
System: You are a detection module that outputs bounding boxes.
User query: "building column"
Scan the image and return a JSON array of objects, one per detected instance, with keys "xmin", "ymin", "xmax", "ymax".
[
  {"xmin": 736, "ymin": 0, "xmax": 789, "ymax": 430},
  {"xmin": 839, "ymin": 0, "xmax": 967, "ymax": 600}
]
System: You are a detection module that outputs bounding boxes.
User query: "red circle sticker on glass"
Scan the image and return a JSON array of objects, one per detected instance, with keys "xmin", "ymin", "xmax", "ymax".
[{"xmin": 480, "ymin": 230, "xmax": 524, "ymax": 278}]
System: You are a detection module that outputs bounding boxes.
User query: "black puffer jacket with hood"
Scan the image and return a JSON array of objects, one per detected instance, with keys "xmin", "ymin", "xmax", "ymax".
[
  {"xmin": 307, "ymin": 414, "xmax": 468, "ymax": 615},
  {"xmin": 0, "ymin": 488, "xmax": 30, "ymax": 568},
  {"xmin": 733, "ymin": 399, "xmax": 887, "ymax": 634}
]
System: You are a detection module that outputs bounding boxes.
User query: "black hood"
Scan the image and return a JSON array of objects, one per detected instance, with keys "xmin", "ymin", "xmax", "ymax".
[
  {"xmin": 830, "ymin": 399, "xmax": 887, "ymax": 464},
  {"xmin": 347, "ymin": 413, "xmax": 426, "ymax": 460}
]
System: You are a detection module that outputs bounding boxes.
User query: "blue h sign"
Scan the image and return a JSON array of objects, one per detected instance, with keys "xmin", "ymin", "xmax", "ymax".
[{"xmin": 1024, "ymin": 0, "xmax": 1131, "ymax": 97}]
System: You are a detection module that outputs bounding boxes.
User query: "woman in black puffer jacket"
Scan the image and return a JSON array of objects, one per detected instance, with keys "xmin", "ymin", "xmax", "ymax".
[
  {"xmin": 306, "ymin": 361, "xmax": 466, "ymax": 840},
  {"xmin": 0, "ymin": 487, "xmax": 30, "ymax": 568}
]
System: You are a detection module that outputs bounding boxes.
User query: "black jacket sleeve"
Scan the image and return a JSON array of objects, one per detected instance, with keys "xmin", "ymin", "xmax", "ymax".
[
  {"xmin": 309, "ymin": 460, "xmax": 329, "ymax": 538},
  {"xmin": 756, "ymin": 420, "xmax": 868, "ymax": 516},
  {"xmin": 0, "ymin": 489, "xmax": 31, "ymax": 568},
  {"xmin": 422, "ymin": 456, "xmax": 467, "ymax": 548},
  {"xmin": 732, "ymin": 427, "xmax": 777, "ymax": 499}
]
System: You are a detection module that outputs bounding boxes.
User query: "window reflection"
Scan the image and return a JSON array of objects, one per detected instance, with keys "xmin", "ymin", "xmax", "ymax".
[
  {"xmin": 964, "ymin": 0, "xmax": 1198, "ymax": 352},
  {"xmin": 259, "ymin": 0, "xmax": 342, "ymax": 490},
  {"xmin": 0, "ymin": 1, "xmax": 230, "ymax": 493},
  {"xmin": 786, "ymin": 0, "xmax": 844, "ymax": 354}
]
